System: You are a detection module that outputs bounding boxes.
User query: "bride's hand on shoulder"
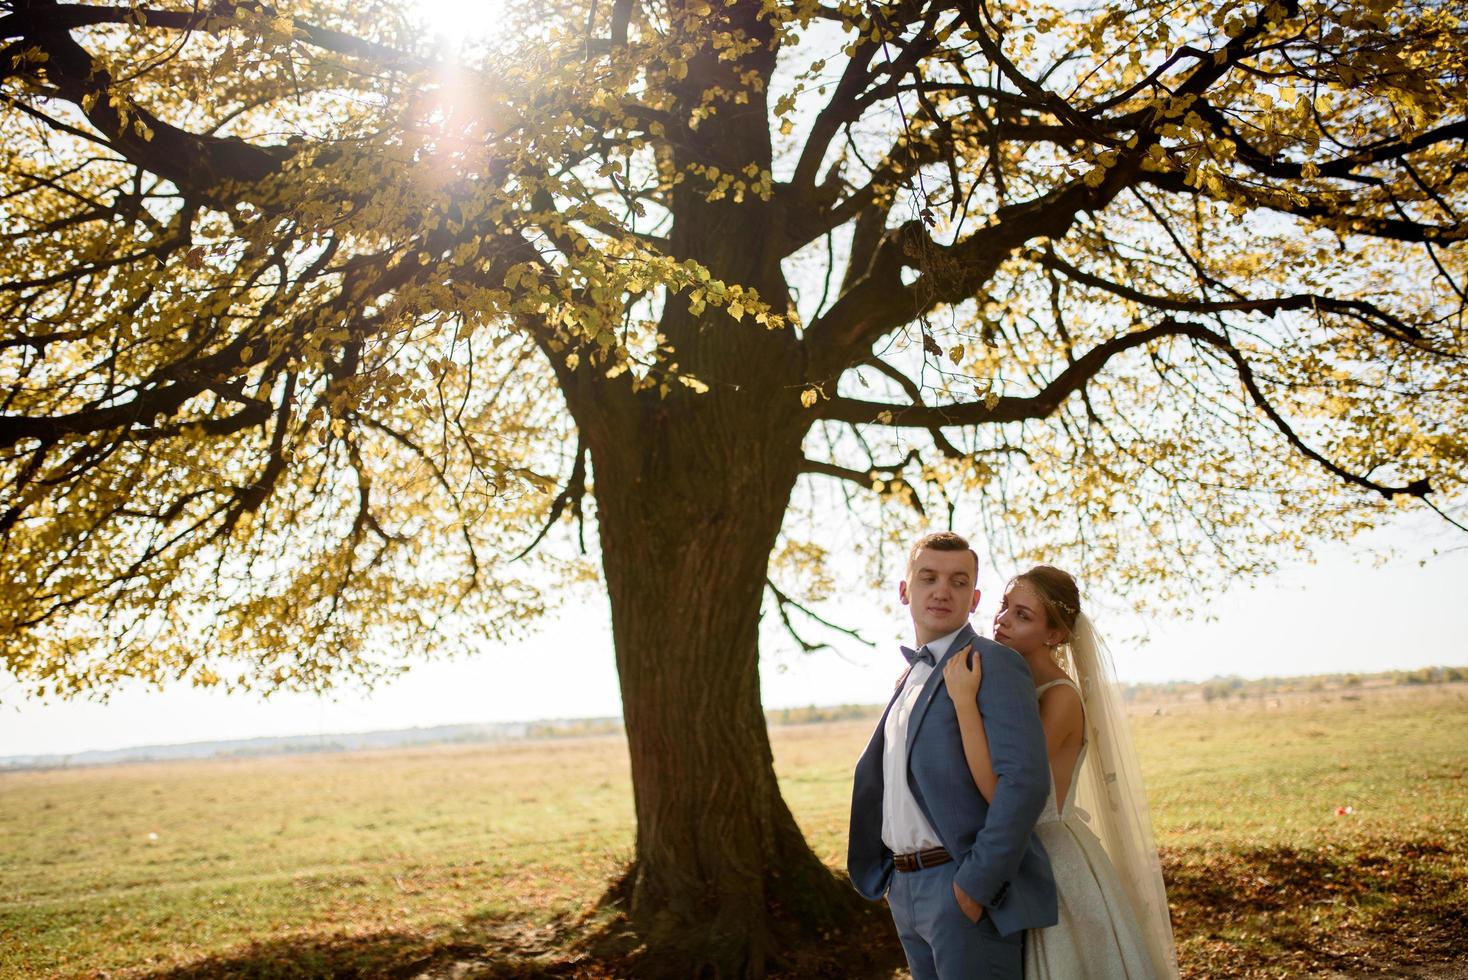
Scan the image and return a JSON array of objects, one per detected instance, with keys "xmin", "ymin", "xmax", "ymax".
[{"xmin": 942, "ymin": 644, "xmax": 982, "ymax": 702}]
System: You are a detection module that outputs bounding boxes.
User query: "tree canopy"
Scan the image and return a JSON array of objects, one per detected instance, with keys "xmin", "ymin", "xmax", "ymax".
[
  {"xmin": 3, "ymin": 0, "xmax": 1462, "ymax": 695},
  {"xmin": 4, "ymin": 0, "xmax": 1466, "ymax": 968}
]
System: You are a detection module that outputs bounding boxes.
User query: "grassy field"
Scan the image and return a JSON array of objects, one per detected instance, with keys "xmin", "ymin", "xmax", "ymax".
[{"xmin": 2, "ymin": 683, "xmax": 1465, "ymax": 979}]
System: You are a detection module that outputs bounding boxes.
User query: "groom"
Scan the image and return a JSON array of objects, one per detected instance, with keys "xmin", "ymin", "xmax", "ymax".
[{"xmin": 848, "ymin": 531, "xmax": 1056, "ymax": 979}]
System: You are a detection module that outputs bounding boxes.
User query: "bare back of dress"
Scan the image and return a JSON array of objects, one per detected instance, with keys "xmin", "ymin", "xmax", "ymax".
[{"xmin": 1034, "ymin": 676, "xmax": 1086, "ymax": 826}]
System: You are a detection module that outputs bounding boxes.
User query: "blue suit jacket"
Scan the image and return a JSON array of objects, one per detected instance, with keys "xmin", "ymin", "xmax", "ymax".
[{"xmin": 847, "ymin": 624, "xmax": 1058, "ymax": 937}]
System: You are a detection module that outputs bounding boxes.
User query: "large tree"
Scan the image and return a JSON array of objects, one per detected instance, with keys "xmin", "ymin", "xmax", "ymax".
[{"xmin": 2, "ymin": 0, "xmax": 1465, "ymax": 972}]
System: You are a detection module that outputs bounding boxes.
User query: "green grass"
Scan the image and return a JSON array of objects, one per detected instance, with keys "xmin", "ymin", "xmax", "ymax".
[
  {"xmin": 2, "ymin": 684, "xmax": 1465, "ymax": 978},
  {"xmin": 1132, "ymin": 687, "xmax": 1468, "ymax": 845},
  {"xmin": 1132, "ymin": 685, "xmax": 1468, "ymax": 977},
  {"xmin": 1, "ymin": 740, "xmax": 637, "ymax": 977}
]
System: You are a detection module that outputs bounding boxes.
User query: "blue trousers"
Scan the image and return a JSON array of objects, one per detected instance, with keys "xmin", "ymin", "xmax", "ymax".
[{"xmin": 887, "ymin": 861, "xmax": 1024, "ymax": 980}]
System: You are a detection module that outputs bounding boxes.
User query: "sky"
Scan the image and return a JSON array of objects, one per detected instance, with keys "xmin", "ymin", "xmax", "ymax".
[{"xmin": 3, "ymin": 514, "xmax": 1464, "ymax": 759}]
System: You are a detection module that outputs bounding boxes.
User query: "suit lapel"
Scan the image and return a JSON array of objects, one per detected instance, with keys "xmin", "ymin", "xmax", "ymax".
[
  {"xmin": 859, "ymin": 666, "xmax": 910, "ymax": 761},
  {"xmin": 905, "ymin": 623, "xmax": 978, "ymax": 760}
]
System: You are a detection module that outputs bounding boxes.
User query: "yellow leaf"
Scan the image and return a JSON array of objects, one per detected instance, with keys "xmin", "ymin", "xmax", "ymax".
[{"xmin": 800, "ymin": 387, "xmax": 819, "ymax": 408}]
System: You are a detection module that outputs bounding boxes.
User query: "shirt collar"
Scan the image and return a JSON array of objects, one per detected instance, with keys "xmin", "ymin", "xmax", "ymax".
[{"xmin": 914, "ymin": 624, "xmax": 968, "ymax": 664}]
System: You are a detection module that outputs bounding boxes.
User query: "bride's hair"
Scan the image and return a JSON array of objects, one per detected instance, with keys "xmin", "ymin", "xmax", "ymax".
[{"xmin": 1013, "ymin": 564, "xmax": 1081, "ymax": 640}]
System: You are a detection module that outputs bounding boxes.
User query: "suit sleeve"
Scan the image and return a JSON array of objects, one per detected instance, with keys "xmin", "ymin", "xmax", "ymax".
[{"xmin": 951, "ymin": 646, "xmax": 1049, "ymax": 908}]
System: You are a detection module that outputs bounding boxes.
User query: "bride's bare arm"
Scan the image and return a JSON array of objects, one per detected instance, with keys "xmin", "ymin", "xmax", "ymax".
[{"xmin": 943, "ymin": 646, "xmax": 997, "ymax": 802}]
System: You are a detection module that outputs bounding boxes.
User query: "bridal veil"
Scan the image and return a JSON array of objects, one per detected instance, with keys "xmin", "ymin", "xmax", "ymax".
[{"xmin": 1064, "ymin": 613, "xmax": 1180, "ymax": 979}]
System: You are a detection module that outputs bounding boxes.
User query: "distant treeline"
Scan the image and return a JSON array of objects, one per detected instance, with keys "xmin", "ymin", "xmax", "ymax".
[
  {"xmin": 12, "ymin": 671, "xmax": 1461, "ymax": 772},
  {"xmin": 1122, "ymin": 665, "xmax": 1466, "ymax": 703},
  {"xmin": 524, "ymin": 718, "xmax": 625, "ymax": 739},
  {"xmin": 766, "ymin": 669, "xmax": 1468, "ymax": 723},
  {"xmin": 766, "ymin": 704, "xmax": 883, "ymax": 726},
  {"xmin": 522, "ymin": 705, "xmax": 883, "ymax": 736}
]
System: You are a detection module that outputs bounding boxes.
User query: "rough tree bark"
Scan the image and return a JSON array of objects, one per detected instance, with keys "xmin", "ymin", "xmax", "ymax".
[{"xmin": 585, "ymin": 398, "xmax": 866, "ymax": 975}]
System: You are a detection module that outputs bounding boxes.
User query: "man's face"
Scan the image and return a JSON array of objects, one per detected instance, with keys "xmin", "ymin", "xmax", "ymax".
[{"xmin": 899, "ymin": 548, "xmax": 980, "ymax": 644}]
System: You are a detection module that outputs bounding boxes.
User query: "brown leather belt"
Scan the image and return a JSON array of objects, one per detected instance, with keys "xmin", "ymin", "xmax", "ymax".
[{"xmin": 893, "ymin": 846, "xmax": 953, "ymax": 872}]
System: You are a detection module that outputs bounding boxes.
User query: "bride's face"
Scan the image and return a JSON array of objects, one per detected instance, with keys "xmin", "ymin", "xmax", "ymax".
[{"xmin": 992, "ymin": 581, "xmax": 1063, "ymax": 655}]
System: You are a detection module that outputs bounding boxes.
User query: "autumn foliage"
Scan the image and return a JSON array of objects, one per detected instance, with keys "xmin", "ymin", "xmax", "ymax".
[{"xmin": 3, "ymin": 0, "xmax": 1466, "ymax": 971}]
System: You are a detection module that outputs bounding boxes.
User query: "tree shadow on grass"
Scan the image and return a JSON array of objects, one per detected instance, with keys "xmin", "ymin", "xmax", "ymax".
[
  {"xmin": 1165, "ymin": 832, "xmax": 1468, "ymax": 978},
  {"xmin": 138, "ymin": 835, "xmax": 1466, "ymax": 980},
  {"xmin": 140, "ymin": 915, "xmax": 606, "ymax": 979},
  {"xmin": 142, "ymin": 905, "xmax": 908, "ymax": 980}
]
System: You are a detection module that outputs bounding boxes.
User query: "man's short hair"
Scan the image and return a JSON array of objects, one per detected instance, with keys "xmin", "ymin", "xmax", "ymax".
[{"xmin": 906, "ymin": 531, "xmax": 979, "ymax": 579}]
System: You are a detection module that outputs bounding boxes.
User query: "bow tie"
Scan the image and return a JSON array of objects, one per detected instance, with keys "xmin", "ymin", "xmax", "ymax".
[{"xmin": 901, "ymin": 645, "xmax": 935, "ymax": 667}]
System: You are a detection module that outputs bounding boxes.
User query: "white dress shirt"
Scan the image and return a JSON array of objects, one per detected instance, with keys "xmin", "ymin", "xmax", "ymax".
[{"xmin": 880, "ymin": 625, "xmax": 966, "ymax": 854}]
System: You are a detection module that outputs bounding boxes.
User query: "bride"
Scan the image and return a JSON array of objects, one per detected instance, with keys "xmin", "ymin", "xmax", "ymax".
[{"xmin": 942, "ymin": 565, "xmax": 1179, "ymax": 979}]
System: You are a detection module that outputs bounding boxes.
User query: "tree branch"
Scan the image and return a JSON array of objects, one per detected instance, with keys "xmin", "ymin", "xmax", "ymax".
[
  {"xmin": 800, "ymin": 456, "xmax": 926, "ymax": 516},
  {"xmin": 511, "ymin": 434, "xmax": 588, "ymax": 560},
  {"xmin": 1, "ymin": 2, "xmax": 430, "ymax": 71},
  {"xmin": 787, "ymin": 30, "xmax": 882, "ymax": 197},
  {"xmin": 1140, "ymin": 169, "xmax": 1467, "ymax": 244},
  {"xmin": 806, "ymin": 174, "xmax": 1120, "ymax": 363},
  {"xmin": 16, "ymin": 19, "xmax": 288, "ymax": 206},
  {"xmin": 1028, "ymin": 245, "xmax": 1430, "ymax": 348},
  {"xmin": 822, "ymin": 319, "xmax": 1200, "ymax": 428},
  {"xmin": 766, "ymin": 577, "xmax": 875, "ymax": 653},
  {"xmin": 827, "ymin": 315, "xmax": 1434, "ymax": 501},
  {"xmin": 856, "ymin": 357, "xmax": 966, "ymax": 458}
]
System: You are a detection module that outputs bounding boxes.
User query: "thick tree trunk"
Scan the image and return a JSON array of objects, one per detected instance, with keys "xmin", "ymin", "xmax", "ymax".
[
  {"xmin": 560, "ymin": 14, "xmax": 878, "ymax": 964},
  {"xmin": 578, "ymin": 394, "xmax": 869, "ymax": 977}
]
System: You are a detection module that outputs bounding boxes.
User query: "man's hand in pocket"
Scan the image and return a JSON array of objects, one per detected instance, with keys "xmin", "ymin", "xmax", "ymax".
[{"xmin": 953, "ymin": 880, "xmax": 984, "ymax": 923}]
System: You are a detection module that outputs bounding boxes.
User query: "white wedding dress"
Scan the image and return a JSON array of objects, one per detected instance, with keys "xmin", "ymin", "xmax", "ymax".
[{"xmin": 1025, "ymin": 677, "xmax": 1161, "ymax": 980}]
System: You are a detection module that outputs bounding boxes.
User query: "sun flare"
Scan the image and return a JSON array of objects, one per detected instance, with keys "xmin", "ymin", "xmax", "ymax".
[{"xmin": 412, "ymin": 0, "xmax": 510, "ymax": 50}]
